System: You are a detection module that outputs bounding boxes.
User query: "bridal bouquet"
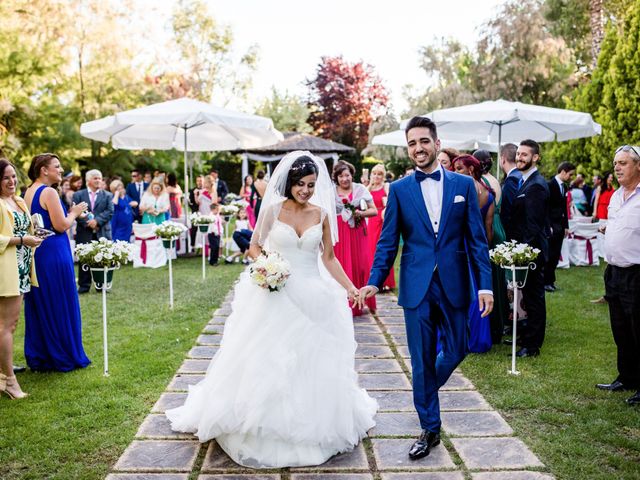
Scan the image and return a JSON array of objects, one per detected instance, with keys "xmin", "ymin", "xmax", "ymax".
[
  {"xmin": 249, "ymin": 250, "xmax": 291, "ymax": 292},
  {"xmin": 154, "ymin": 221, "xmax": 187, "ymax": 239},
  {"xmin": 190, "ymin": 212, "xmax": 216, "ymax": 225},
  {"xmin": 489, "ymin": 240, "xmax": 540, "ymax": 267},
  {"xmin": 75, "ymin": 238, "xmax": 135, "ymax": 268}
]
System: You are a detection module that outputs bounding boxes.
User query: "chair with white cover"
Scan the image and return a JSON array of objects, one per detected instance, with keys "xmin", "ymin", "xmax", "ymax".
[
  {"xmin": 132, "ymin": 223, "xmax": 167, "ymax": 268},
  {"xmin": 567, "ymin": 221, "xmax": 600, "ymax": 267}
]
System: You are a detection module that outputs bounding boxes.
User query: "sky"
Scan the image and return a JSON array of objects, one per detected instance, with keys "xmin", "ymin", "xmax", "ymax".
[{"xmin": 149, "ymin": 0, "xmax": 506, "ymax": 117}]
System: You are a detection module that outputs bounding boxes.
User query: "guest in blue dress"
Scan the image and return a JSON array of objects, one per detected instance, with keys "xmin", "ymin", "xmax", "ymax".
[
  {"xmin": 23, "ymin": 154, "xmax": 91, "ymax": 372},
  {"xmin": 109, "ymin": 180, "xmax": 134, "ymax": 242},
  {"xmin": 452, "ymin": 154, "xmax": 494, "ymax": 353}
]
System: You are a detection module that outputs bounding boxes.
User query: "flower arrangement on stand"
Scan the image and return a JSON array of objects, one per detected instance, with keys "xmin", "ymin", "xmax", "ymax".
[
  {"xmin": 249, "ymin": 250, "xmax": 291, "ymax": 292},
  {"xmin": 74, "ymin": 238, "xmax": 135, "ymax": 376},
  {"xmin": 489, "ymin": 240, "xmax": 540, "ymax": 376},
  {"xmin": 154, "ymin": 221, "xmax": 188, "ymax": 249},
  {"xmin": 190, "ymin": 212, "xmax": 216, "ymax": 232},
  {"xmin": 219, "ymin": 204, "xmax": 239, "ymax": 217}
]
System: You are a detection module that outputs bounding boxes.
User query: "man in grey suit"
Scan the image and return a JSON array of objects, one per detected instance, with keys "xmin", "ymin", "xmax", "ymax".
[{"xmin": 73, "ymin": 169, "xmax": 114, "ymax": 293}]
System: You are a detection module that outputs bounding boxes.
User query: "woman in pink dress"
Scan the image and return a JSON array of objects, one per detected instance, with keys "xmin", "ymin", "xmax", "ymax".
[
  {"xmin": 367, "ymin": 164, "xmax": 395, "ymax": 290},
  {"xmin": 333, "ymin": 161, "xmax": 378, "ymax": 316},
  {"xmin": 239, "ymin": 175, "xmax": 256, "ymax": 228}
]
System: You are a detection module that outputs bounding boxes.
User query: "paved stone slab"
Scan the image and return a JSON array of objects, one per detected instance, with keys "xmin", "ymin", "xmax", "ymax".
[
  {"xmin": 152, "ymin": 393, "xmax": 187, "ymax": 413},
  {"xmin": 397, "ymin": 345, "xmax": 411, "ymax": 358},
  {"xmin": 292, "ymin": 443, "xmax": 368, "ymax": 471},
  {"xmin": 450, "ymin": 437, "xmax": 544, "ymax": 470},
  {"xmin": 354, "ymin": 333, "xmax": 388, "ymax": 345},
  {"xmin": 114, "ymin": 440, "xmax": 200, "ymax": 472},
  {"xmin": 441, "ymin": 374, "xmax": 474, "ymax": 391},
  {"xmin": 292, "ymin": 475, "xmax": 373, "ymax": 480},
  {"xmin": 441, "ymin": 411, "xmax": 513, "ymax": 437},
  {"xmin": 358, "ymin": 373, "xmax": 412, "ymax": 390},
  {"xmin": 107, "ymin": 475, "xmax": 189, "ymax": 480},
  {"xmin": 136, "ymin": 414, "xmax": 191, "ymax": 439},
  {"xmin": 201, "ymin": 441, "xmax": 242, "ymax": 471},
  {"xmin": 168, "ymin": 374, "xmax": 204, "ymax": 391},
  {"xmin": 353, "ymin": 315, "xmax": 376, "ymax": 324},
  {"xmin": 355, "ymin": 344, "xmax": 394, "ymax": 358},
  {"xmin": 178, "ymin": 359, "xmax": 211, "ymax": 374},
  {"xmin": 439, "ymin": 391, "xmax": 490, "ymax": 411},
  {"xmin": 203, "ymin": 324, "xmax": 223, "ymax": 334},
  {"xmin": 370, "ymin": 412, "xmax": 421, "ymax": 436},
  {"xmin": 188, "ymin": 346, "xmax": 219, "ymax": 359},
  {"xmin": 389, "ymin": 334, "xmax": 408, "ymax": 346},
  {"xmin": 214, "ymin": 308, "xmax": 232, "ymax": 316},
  {"xmin": 377, "ymin": 310, "xmax": 405, "ymax": 317},
  {"xmin": 378, "ymin": 317, "xmax": 406, "ymax": 325},
  {"xmin": 355, "ymin": 358, "xmax": 403, "ymax": 373},
  {"xmin": 471, "ymin": 473, "xmax": 554, "ymax": 480},
  {"xmin": 197, "ymin": 334, "xmax": 223, "ymax": 345},
  {"xmin": 381, "ymin": 473, "xmax": 464, "ymax": 480},
  {"xmin": 199, "ymin": 476, "xmax": 281, "ymax": 480},
  {"xmin": 209, "ymin": 316, "xmax": 227, "ymax": 325},
  {"xmin": 354, "ymin": 324, "xmax": 383, "ymax": 333},
  {"xmin": 372, "ymin": 438, "xmax": 456, "ymax": 470},
  {"xmin": 385, "ymin": 325, "xmax": 407, "ymax": 335},
  {"xmin": 370, "ymin": 391, "xmax": 415, "ymax": 411}
]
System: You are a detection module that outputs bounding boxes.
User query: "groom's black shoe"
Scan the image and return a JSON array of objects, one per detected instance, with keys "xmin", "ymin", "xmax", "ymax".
[
  {"xmin": 596, "ymin": 380, "xmax": 635, "ymax": 392},
  {"xmin": 515, "ymin": 347, "xmax": 539, "ymax": 357},
  {"xmin": 408, "ymin": 430, "xmax": 440, "ymax": 460}
]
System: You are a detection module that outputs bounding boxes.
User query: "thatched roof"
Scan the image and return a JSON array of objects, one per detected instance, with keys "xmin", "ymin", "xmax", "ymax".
[{"xmin": 238, "ymin": 132, "xmax": 355, "ymax": 154}]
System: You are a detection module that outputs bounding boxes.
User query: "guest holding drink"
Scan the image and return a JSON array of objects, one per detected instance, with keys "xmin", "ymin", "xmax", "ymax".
[
  {"xmin": 110, "ymin": 179, "xmax": 134, "ymax": 242},
  {"xmin": 367, "ymin": 164, "xmax": 395, "ymax": 290},
  {"xmin": 333, "ymin": 160, "xmax": 378, "ymax": 316},
  {"xmin": 23, "ymin": 153, "xmax": 91, "ymax": 372},
  {"xmin": 140, "ymin": 179, "xmax": 170, "ymax": 225},
  {"xmin": 0, "ymin": 158, "xmax": 42, "ymax": 398}
]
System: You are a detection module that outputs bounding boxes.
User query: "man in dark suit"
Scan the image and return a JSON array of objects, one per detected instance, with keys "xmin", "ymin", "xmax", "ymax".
[
  {"xmin": 210, "ymin": 169, "xmax": 229, "ymax": 202},
  {"xmin": 508, "ymin": 139, "xmax": 550, "ymax": 357},
  {"xmin": 545, "ymin": 162, "xmax": 575, "ymax": 292},
  {"xmin": 125, "ymin": 169, "xmax": 148, "ymax": 222},
  {"xmin": 73, "ymin": 169, "xmax": 114, "ymax": 293},
  {"xmin": 499, "ymin": 143, "xmax": 522, "ymax": 240},
  {"xmin": 361, "ymin": 116, "xmax": 493, "ymax": 460}
]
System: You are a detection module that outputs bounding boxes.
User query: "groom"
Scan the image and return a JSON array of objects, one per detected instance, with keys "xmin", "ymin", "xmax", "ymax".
[{"xmin": 360, "ymin": 116, "xmax": 493, "ymax": 460}]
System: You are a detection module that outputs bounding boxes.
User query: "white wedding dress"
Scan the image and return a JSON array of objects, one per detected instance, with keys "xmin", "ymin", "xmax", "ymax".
[{"xmin": 166, "ymin": 216, "xmax": 378, "ymax": 468}]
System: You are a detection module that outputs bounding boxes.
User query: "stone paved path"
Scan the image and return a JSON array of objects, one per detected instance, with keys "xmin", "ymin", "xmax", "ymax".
[{"xmin": 107, "ymin": 292, "xmax": 554, "ymax": 480}]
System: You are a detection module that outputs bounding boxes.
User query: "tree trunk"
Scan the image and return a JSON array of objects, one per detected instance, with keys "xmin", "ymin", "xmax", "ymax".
[{"xmin": 590, "ymin": 0, "xmax": 605, "ymax": 66}]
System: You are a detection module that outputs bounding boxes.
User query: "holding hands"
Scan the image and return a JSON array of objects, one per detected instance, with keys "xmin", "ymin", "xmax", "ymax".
[{"xmin": 355, "ymin": 285, "xmax": 378, "ymax": 310}]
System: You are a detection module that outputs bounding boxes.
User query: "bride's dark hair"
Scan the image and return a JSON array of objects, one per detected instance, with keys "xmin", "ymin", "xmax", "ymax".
[{"xmin": 284, "ymin": 155, "xmax": 318, "ymax": 199}]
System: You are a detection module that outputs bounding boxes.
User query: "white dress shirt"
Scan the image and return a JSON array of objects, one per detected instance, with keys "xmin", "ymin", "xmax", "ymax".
[
  {"xmin": 554, "ymin": 174, "xmax": 565, "ymax": 196},
  {"xmin": 417, "ymin": 164, "xmax": 444, "ymax": 236},
  {"xmin": 604, "ymin": 185, "xmax": 640, "ymax": 267}
]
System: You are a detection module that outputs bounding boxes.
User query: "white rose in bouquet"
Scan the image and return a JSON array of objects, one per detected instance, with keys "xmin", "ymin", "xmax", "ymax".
[{"xmin": 249, "ymin": 251, "xmax": 291, "ymax": 292}]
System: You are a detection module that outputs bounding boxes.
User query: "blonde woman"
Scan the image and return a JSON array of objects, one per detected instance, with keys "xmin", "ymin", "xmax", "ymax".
[
  {"xmin": 367, "ymin": 164, "xmax": 395, "ymax": 290},
  {"xmin": 140, "ymin": 178, "xmax": 170, "ymax": 225},
  {"xmin": 0, "ymin": 159, "xmax": 42, "ymax": 398}
]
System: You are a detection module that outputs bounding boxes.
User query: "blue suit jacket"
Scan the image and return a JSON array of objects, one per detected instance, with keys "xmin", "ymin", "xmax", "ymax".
[
  {"xmin": 368, "ymin": 170, "xmax": 492, "ymax": 309},
  {"xmin": 126, "ymin": 182, "xmax": 148, "ymax": 218}
]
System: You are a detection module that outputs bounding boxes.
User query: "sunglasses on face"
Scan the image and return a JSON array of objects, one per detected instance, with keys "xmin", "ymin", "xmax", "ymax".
[{"xmin": 615, "ymin": 145, "xmax": 640, "ymax": 157}]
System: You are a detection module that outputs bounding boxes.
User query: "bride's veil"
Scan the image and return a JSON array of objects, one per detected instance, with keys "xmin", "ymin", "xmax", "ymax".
[{"xmin": 250, "ymin": 150, "xmax": 338, "ymax": 248}]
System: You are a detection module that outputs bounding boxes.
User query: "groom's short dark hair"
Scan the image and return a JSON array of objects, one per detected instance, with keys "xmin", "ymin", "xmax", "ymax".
[{"xmin": 405, "ymin": 116, "xmax": 438, "ymax": 140}]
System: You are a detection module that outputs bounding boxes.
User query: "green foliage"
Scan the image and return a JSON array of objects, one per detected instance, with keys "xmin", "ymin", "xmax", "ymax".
[{"xmin": 255, "ymin": 88, "xmax": 312, "ymax": 133}]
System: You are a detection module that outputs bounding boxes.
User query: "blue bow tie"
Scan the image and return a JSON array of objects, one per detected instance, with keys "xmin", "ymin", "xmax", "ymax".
[{"xmin": 415, "ymin": 170, "xmax": 441, "ymax": 183}]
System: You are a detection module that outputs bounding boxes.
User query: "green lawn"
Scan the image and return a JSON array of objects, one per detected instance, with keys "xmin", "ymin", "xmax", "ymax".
[
  {"xmin": 2, "ymin": 257, "xmax": 244, "ymax": 480},
  {"xmin": 2, "ymin": 260, "xmax": 639, "ymax": 479},
  {"xmin": 460, "ymin": 264, "xmax": 640, "ymax": 480}
]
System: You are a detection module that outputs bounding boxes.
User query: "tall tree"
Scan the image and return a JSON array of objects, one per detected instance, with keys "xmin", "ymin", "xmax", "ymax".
[
  {"xmin": 171, "ymin": 0, "xmax": 258, "ymax": 105},
  {"xmin": 307, "ymin": 56, "xmax": 389, "ymax": 152},
  {"xmin": 255, "ymin": 89, "xmax": 312, "ymax": 133}
]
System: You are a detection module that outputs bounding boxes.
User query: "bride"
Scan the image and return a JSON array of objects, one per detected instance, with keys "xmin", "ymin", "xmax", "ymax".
[{"xmin": 166, "ymin": 151, "xmax": 378, "ymax": 468}]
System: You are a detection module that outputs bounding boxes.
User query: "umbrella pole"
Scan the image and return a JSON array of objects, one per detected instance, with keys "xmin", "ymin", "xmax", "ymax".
[
  {"xmin": 183, "ymin": 126, "xmax": 191, "ymax": 253},
  {"xmin": 496, "ymin": 125, "xmax": 502, "ymax": 182}
]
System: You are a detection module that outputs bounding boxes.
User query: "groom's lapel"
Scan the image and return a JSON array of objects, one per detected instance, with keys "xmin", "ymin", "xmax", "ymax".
[
  {"xmin": 408, "ymin": 175, "xmax": 435, "ymax": 237},
  {"xmin": 437, "ymin": 170, "xmax": 456, "ymax": 243}
]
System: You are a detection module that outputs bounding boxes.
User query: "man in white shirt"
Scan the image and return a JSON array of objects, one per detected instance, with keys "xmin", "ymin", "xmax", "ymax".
[{"xmin": 596, "ymin": 145, "xmax": 640, "ymax": 406}]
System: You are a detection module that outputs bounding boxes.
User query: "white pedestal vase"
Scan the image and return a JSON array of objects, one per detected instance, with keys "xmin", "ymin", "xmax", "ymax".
[
  {"xmin": 197, "ymin": 224, "xmax": 209, "ymax": 279},
  {"xmin": 162, "ymin": 238, "xmax": 177, "ymax": 308},
  {"xmin": 504, "ymin": 263, "xmax": 536, "ymax": 376},
  {"xmin": 86, "ymin": 265, "xmax": 119, "ymax": 377}
]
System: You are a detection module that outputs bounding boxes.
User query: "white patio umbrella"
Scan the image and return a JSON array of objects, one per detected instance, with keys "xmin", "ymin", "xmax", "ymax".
[
  {"xmin": 405, "ymin": 99, "xmax": 601, "ymax": 179},
  {"xmin": 80, "ymin": 97, "xmax": 283, "ymax": 238},
  {"xmin": 372, "ymin": 129, "xmax": 498, "ymax": 152}
]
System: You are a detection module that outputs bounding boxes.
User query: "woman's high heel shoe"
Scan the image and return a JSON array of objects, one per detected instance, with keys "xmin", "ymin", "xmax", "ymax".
[{"xmin": 0, "ymin": 372, "xmax": 28, "ymax": 399}]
